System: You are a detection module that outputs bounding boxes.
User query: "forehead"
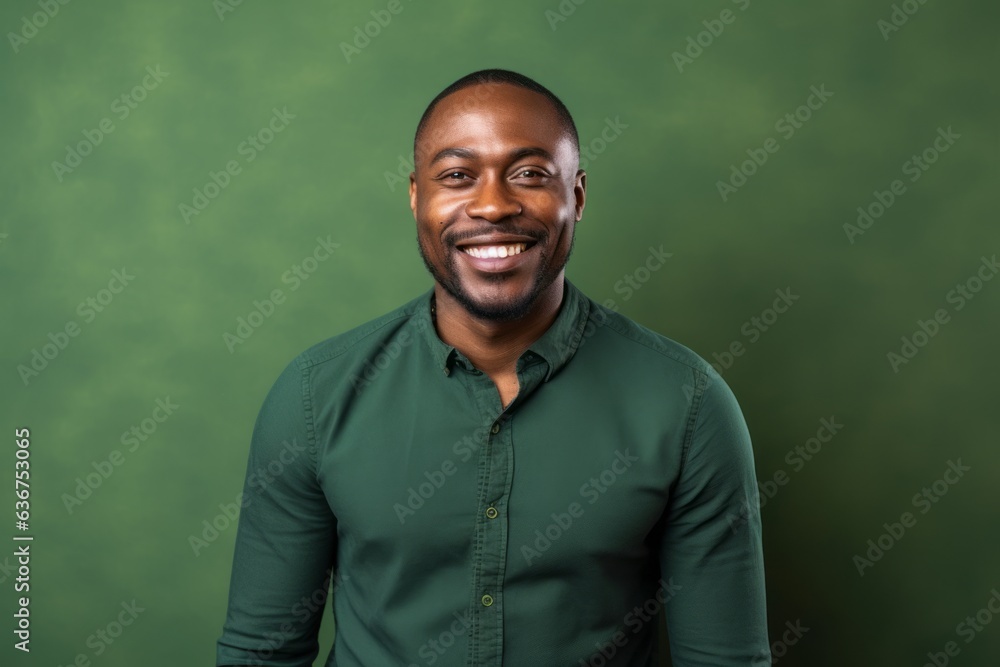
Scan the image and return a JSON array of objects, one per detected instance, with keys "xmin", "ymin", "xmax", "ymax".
[{"xmin": 418, "ymin": 83, "xmax": 572, "ymax": 160}]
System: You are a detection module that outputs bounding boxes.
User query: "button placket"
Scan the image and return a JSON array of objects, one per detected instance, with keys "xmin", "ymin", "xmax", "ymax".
[{"xmin": 466, "ymin": 362, "xmax": 544, "ymax": 665}]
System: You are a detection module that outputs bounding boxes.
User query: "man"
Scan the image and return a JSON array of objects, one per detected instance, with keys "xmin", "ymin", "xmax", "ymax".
[{"xmin": 217, "ymin": 69, "xmax": 770, "ymax": 666}]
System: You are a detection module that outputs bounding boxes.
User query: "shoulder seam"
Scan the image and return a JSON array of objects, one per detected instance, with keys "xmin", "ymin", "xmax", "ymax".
[
  {"xmin": 593, "ymin": 305, "xmax": 708, "ymax": 374},
  {"xmin": 298, "ymin": 309, "xmax": 416, "ymax": 369}
]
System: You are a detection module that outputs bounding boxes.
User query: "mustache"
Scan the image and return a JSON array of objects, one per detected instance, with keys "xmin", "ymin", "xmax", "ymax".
[{"xmin": 443, "ymin": 223, "xmax": 547, "ymax": 247}]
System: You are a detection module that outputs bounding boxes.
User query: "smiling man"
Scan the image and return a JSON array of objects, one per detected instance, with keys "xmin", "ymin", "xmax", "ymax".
[{"xmin": 217, "ymin": 69, "xmax": 771, "ymax": 666}]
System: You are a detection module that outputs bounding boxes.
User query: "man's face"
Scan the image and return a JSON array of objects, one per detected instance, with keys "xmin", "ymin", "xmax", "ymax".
[{"xmin": 409, "ymin": 83, "xmax": 586, "ymax": 322}]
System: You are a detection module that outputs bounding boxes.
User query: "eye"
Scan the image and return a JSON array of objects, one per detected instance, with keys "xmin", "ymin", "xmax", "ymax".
[
  {"xmin": 513, "ymin": 168, "xmax": 549, "ymax": 184},
  {"xmin": 436, "ymin": 171, "xmax": 472, "ymax": 186}
]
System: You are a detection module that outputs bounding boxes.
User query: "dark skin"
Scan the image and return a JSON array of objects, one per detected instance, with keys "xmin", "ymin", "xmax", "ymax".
[{"xmin": 409, "ymin": 83, "xmax": 586, "ymax": 407}]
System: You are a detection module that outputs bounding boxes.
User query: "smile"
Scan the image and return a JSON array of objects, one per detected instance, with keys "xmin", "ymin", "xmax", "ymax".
[{"xmin": 461, "ymin": 243, "xmax": 528, "ymax": 259}]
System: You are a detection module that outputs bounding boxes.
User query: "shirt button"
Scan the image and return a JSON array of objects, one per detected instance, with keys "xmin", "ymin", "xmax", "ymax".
[
  {"xmin": 481, "ymin": 594, "xmax": 494, "ymax": 607},
  {"xmin": 485, "ymin": 506, "xmax": 498, "ymax": 519},
  {"xmin": 491, "ymin": 422, "xmax": 500, "ymax": 434},
  {"xmin": 443, "ymin": 367, "xmax": 450, "ymax": 376}
]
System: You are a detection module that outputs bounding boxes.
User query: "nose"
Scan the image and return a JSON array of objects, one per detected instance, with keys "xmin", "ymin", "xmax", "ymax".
[{"xmin": 465, "ymin": 175, "xmax": 522, "ymax": 223}]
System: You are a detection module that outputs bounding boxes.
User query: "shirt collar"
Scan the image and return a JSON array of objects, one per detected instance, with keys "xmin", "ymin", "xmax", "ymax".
[{"xmin": 414, "ymin": 277, "xmax": 592, "ymax": 382}]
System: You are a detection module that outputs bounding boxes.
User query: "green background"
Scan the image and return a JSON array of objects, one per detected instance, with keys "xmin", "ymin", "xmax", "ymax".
[{"xmin": 2, "ymin": 0, "xmax": 997, "ymax": 665}]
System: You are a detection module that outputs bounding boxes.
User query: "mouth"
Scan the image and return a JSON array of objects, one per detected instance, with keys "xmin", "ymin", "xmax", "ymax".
[
  {"xmin": 454, "ymin": 237, "xmax": 539, "ymax": 273},
  {"xmin": 459, "ymin": 242, "xmax": 530, "ymax": 259}
]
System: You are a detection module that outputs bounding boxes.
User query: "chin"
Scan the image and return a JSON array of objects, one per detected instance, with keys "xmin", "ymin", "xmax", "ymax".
[{"xmin": 446, "ymin": 280, "xmax": 539, "ymax": 322}]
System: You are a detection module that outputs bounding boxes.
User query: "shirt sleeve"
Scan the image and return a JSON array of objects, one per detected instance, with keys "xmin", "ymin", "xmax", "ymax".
[
  {"xmin": 217, "ymin": 359, "xmax": 338, "ymax": 667},
  {"xmin": 659, "ymin": 367, "xmax": 771, "ymax": 666}
]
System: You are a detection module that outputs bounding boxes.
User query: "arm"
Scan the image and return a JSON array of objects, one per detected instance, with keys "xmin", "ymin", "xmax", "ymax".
[
  {"xmin": 660, "ymin": 368, "xmax": 770, "ymax": 666},
  {"xmin": 217, "ymin": 359, "xmax": 338, "ymax": 667}
]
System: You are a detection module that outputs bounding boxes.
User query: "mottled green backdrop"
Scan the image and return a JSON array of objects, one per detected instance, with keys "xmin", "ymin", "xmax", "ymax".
[{"xmin": 1, "ymin": 0, "xmax": 997, "ymax": 665}]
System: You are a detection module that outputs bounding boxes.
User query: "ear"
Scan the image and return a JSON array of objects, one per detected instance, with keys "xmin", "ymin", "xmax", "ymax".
[
  {"xmin": 574, "ymin": 170, "xmax": 587, "ymax": 222},
  {"xmin": 409, "ymin": 171, "xmax": 418, "ymax": 220}
]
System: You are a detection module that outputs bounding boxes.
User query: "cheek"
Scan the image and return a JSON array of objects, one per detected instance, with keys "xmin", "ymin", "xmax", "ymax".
[
  {"xmin": 529, "ymin": 185, "xmax": 574, "ymax": 215},
  {"xmin": 419, "ymin": 193, "xmax": 463, "ymax": 226},
  {"xmin": 526, "ymin": 193, "xmax": 576, "ymax": 234},
  {"xmin": 416, "ymin": 219, "xmax": 450, "ymax": 260}
]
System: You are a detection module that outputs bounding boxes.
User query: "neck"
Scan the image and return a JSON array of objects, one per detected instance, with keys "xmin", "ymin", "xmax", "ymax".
[{"xmin": 432, "ymin": 276, "xmax": 565, "ymax": 376}]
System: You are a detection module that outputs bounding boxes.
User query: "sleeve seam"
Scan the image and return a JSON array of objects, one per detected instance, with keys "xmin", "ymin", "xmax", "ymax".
[
  {"xmin": 679, "ymin": 366, "xmax": 709, "ymax": 474},
  {"xmin": 297, "ymin": 356, "xmax": 321, "ymax": 478}
]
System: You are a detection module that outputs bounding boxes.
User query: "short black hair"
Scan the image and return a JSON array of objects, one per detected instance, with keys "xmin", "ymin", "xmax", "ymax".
[{"xmin": 413, "ymin": 68, "xmax": 579, "ymax": 166}]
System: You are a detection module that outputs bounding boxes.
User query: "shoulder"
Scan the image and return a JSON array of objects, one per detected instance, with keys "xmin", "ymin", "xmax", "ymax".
[
  {"xmin": 572, "ymin": 290, "xmax": 747, "ymax": 453},
  {"xmin": 289, "ymin": 289, "xmax": 431, "ymax": 371},
  {"xmin": 255, "ymin": 289, "xmax": 431, "ymax": 410},
  {"xmin": 580, "ymin": 292, "xmax": 716, "ymax": 380}
]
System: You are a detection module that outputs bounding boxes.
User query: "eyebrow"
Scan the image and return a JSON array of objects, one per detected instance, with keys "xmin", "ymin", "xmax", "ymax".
[{"xmin": 428, "ymin": 146, "xmax": 556, "ymax": 166}]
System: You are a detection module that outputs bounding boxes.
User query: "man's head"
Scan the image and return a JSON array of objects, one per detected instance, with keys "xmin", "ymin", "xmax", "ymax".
[
  {"xmin": 409, "ymin": 69, "xmax": 586, "ymax": 322},
  {"xmin": 413, "ymin": 70, "xmax": 580, "ymax": 162}
]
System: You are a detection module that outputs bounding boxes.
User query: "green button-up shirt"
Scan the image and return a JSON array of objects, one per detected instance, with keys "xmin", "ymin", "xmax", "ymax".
[{"xmin": 217, "ymin": 277, "xmax": 770, "ymax": 666}]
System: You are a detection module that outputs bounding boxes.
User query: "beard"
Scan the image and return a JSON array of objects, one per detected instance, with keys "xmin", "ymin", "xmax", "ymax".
[{"xmin": 416, "ymin": 225, "xmax": 574, "ymax": 322}]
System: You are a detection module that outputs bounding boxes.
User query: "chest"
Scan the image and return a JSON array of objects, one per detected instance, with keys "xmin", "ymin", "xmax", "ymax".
[{"xmin": 315, "ymin": 379, "xmax": 687, "ymax": 569}]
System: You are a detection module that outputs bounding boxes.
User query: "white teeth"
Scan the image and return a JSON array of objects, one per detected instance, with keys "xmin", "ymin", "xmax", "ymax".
[{"xmin": 463, "ymin": 243, "xmax": 526, "ymax": 259}]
